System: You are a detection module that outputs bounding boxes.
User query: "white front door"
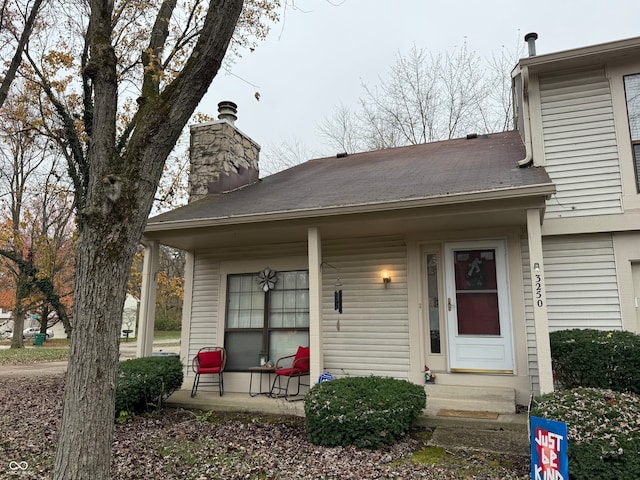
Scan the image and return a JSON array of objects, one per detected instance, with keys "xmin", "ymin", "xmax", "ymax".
[{"xmin": 444, "ymin": 240, "xmax": 514, "ymax": 373}]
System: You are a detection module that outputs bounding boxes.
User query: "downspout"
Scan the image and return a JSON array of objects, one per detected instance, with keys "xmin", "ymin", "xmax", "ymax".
[
  {"xmin": 518, "ymin": 32, "xmax": 538, "ymax": 168},
  {"xmin": 517, "ymin": 65, "xmax": 534, "ymax": 168}
]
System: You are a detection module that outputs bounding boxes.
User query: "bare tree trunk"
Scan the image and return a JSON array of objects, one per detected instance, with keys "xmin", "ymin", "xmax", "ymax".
[
  {"xmin": 39, "ymin": 304, "xmax": 51, "ymax": 334},
  {"xmin": 53, "ymin": 0, "xmax": 122, "ymax": 476},
  {"xmin": 53, "ymin": 1, "xmax": 244, "ymax": 478},
  {"xmin": 53, "ymin": 228, "xmax": 134, "ymax": 478},
  {"xmin": 9, "ymin": 272, "xmax": 28, "ymax": 348}
]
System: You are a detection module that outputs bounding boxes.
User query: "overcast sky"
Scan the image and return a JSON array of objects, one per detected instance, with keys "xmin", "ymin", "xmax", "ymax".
[{"xmin": 202, "ymin": 0, "xmax": 639, "ymax": 160}]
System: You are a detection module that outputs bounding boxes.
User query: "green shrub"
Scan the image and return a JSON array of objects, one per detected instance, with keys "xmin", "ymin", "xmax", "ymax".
[
  {"xmin": 115, "ymin": 356, "xmax": 183, "ymax": 418},
  {"xmin": 304, "ymin": 376, "xmax": 426, "ymax": 449},
  {"xmin": 550, "ymin": 329, "xmax": 640, "ymax": 394},
  {"xmin": 154, "ymin": 313, "xmax": 181, "ymax": 331},
  {"xmin": 531, "ymin": 388, "xmax": 640, "ymax": 480}
]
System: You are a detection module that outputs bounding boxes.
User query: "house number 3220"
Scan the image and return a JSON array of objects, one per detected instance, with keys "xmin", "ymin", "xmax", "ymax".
[{"xmin": 535, "ymin": 274, "xmax": 544, "ymax": 307}]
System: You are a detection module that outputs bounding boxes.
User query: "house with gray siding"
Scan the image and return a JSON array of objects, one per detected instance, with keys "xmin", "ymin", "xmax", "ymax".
[
  {"xmin": 138, "ymin": 34, "xmax": 640, "ymax": 412},
  {"xmin": 513, "ymin": 35, "xmax": 640, "ymax": 337}
]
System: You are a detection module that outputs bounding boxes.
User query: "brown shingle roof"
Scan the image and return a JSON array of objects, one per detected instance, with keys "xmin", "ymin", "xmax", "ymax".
[{"xmin": 147, "ymin": 130, "xmax": 552, "ymax": 227}]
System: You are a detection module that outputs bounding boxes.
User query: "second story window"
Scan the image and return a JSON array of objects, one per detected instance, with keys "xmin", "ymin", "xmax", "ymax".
[{"xmin": 624, "ymin": 74, "xmax": 640, "ymax": 192}]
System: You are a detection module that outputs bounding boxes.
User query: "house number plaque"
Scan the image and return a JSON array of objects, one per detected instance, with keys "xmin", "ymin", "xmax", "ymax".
[{"xmin": 535, "ymin": 274, "xmax": 544, "ymax": 308}]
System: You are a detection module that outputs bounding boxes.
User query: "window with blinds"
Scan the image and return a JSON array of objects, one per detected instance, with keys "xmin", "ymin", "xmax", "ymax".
[
  {"xmin": 624, "ymin": 74, "xmax": 640, "ymax": 191},
  {"xmin": 224, "ymin": 270, "xmax": 309, "ymax": 371}
]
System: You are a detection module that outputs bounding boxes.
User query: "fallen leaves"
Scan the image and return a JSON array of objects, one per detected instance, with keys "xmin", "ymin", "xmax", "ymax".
[{"xmin": 0, "ymin": 374, "xmax": 528, "ymax": 479}]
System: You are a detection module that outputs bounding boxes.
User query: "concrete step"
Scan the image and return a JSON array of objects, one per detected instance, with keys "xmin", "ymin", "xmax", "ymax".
[
  {"xmin": 428, "ymin": 425, "xmax": 530, "ymax": 455},
  {"xmin": 167, "ymin": 389, "xmax": 530, "ymax": 449},
  {"xmin": 425, "ymin": 384, "xmax": 516, "ymax": 415}
]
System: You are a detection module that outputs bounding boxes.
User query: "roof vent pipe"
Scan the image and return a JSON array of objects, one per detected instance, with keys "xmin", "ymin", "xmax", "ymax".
[
  {"xmin": 217, "ymin": 101, "xmax": 238, "ymax": 125},
  {"xmin": 524, "ymin": 32, "xmax": 538, "ymax": 56}
]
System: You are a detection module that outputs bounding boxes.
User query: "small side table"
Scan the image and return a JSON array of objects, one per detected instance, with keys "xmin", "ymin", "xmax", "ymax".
[{"xmin": 248, "ymin": 366, "xmax": 275, "ymax": 397}]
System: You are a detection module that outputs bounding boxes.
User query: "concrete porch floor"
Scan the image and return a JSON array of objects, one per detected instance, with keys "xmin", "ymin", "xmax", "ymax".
[{"xmin": 165, "ymin": 388, "xmax": 530, "ymax": 456}]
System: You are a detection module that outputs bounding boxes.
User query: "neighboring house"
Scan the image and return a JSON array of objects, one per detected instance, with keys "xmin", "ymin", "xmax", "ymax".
[
  {"xmin": 1, "ymin": 295, "xmax": 138, "ymax": 340},
  {"xmin": 50, "ymin": 321, "xmax": 66, "ymax": 339},
  {"xmin": 0, "ymin": 308, "xmax": 11, "ymax": 334},
  {"xmin": 121, "ymin": 294, "xmax": 139, "ymax": 339},
  {"xmin": 139, "ymin": 35, "xmax": 640, "ymax": 410}
]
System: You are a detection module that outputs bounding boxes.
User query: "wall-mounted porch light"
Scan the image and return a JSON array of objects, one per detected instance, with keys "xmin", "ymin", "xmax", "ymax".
[
  {"xmin": 533, "ymin": 262, "xmax": 540, "ymax": 272},
  {"xmin": 382, "ymin": 271, "xmax": 391, "ymax": 285}
]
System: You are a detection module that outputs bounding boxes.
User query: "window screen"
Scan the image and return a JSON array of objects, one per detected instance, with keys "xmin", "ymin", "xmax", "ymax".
[{"xmin": 224, "ymin": 270, "xmax": 309, "ymax": 371}]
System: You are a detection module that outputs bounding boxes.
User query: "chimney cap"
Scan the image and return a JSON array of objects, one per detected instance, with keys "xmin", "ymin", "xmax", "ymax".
[
  {"xmin": 524, "ymin": 32, "xmax": 538, "ymax": 56},
  {"xmin": 218, "ymin": 101, "xmax": 238, "ymax": 125}
]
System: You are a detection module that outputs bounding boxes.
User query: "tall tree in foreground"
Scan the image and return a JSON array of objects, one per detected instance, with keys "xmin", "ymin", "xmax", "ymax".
[{"xmin": 25, "ymin": 1, "xmax": 278, "ymax": 478}]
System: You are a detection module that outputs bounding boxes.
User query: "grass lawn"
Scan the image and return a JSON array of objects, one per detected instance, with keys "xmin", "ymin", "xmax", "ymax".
[
  {"xmin": 0, "ymin": 345, "xmax": 70, "ymax": 365},
  {"xmin": 152, "ymin": 330, "xmax": 181, "ymax": 341},
  {"xmin": 0, "ymin": 330, "xmax": 180, "ymax": 366},
  {"xmin": 45, "ymin": 338, "xmax": 71, "ymax": 347}
]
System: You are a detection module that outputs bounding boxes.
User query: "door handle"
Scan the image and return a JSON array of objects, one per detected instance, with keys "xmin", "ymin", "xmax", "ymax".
[{"xmin": 448, "ymin": 298, "xmax": 454, "ymax": 311}]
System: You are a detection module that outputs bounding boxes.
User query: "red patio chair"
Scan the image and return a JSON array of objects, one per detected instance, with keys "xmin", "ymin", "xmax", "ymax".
[
  {"xmin": 191, "ymin": 347, "xmax": 226, "ymax": 397},
  {"xmin": 269, "ymin": 346, "xmax": 310, "ymax": 401}
]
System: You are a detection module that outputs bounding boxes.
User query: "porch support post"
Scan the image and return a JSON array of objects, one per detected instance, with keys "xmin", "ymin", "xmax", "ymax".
[
  {"xmin": 179, "ymin": 252, "xmax": 195, "ymax": 365},
  {"xmin": 136, "ymin": 239, "xmax": 159, "ymax": 358},
  {"xmin": 308, "ymin": 227, "xmax": 323, "ymax": 385},
  {"xmin": 406, "ymin": 239, "xmax": 425, "ymax": 384},
  {"xmin": 526, "ymin": 208, "xmax": 554, "ymax": 394}
]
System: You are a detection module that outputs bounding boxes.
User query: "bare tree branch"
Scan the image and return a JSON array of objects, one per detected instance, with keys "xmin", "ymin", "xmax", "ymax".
[
  {"xmin": 319, "ymin": 42, "xmax": 515, "ymax": 153},
  {"xmin": 0, "ymin": 0, "xmax": 45, "ymax": 109},
  {"xmin": 24, "ymin": 49, "xmax": 88, "ymax": 209}
]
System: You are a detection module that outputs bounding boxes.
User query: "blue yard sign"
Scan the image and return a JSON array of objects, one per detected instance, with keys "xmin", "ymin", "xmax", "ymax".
[{"xmin": 530, "ymin": 416, "xmax": 568, "ymax": 480}]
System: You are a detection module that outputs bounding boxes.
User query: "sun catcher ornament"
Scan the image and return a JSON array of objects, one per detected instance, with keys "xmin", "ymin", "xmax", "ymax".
[{"xmin": 257, "ymin": 267, "xmax": 277, "ymax": 292}]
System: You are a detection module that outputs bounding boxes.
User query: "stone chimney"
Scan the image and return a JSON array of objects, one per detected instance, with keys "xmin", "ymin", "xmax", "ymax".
[{"xmin": 188, "ymin": 101, "xmax": 260, "ymax": 202}]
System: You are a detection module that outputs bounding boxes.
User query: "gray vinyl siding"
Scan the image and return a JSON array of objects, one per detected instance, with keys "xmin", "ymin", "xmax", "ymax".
[
  {"xmin": 320, "ymin": 236, "xmax": 409, "ymax": 379},
  {"xmin": 543, "ymin": 234, "xmax": 622, "ymax": 331},
  {"xmin": 520, "ymin": 237, "xmax": 539, "ymax": 394},
  {"xmin": 539, "ymin": 67, "xmax": 623, "ymax": 219},
  {"xmin": 187, "ymin": 251, "xmax": 220, "ymax": 365}
]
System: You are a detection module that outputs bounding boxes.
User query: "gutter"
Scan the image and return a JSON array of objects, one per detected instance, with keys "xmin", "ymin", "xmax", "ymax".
[{"xmin": 519, "ymin": 35, "xmax": 640, "ymax": 70}]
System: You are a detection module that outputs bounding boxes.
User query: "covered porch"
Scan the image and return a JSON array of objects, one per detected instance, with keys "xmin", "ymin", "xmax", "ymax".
[
  {"xmin": 137, "ymin": 127, "xmax": 558, "ymax": 411},
  {"xmin": 138, "ymin": 191, "xmax": 555, "ymax": 409}
]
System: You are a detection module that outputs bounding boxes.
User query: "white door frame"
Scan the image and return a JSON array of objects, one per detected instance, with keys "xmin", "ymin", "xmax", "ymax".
[{"xmin": 444, "ymin": 239, "xmax": 515, "ymax": 373}]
